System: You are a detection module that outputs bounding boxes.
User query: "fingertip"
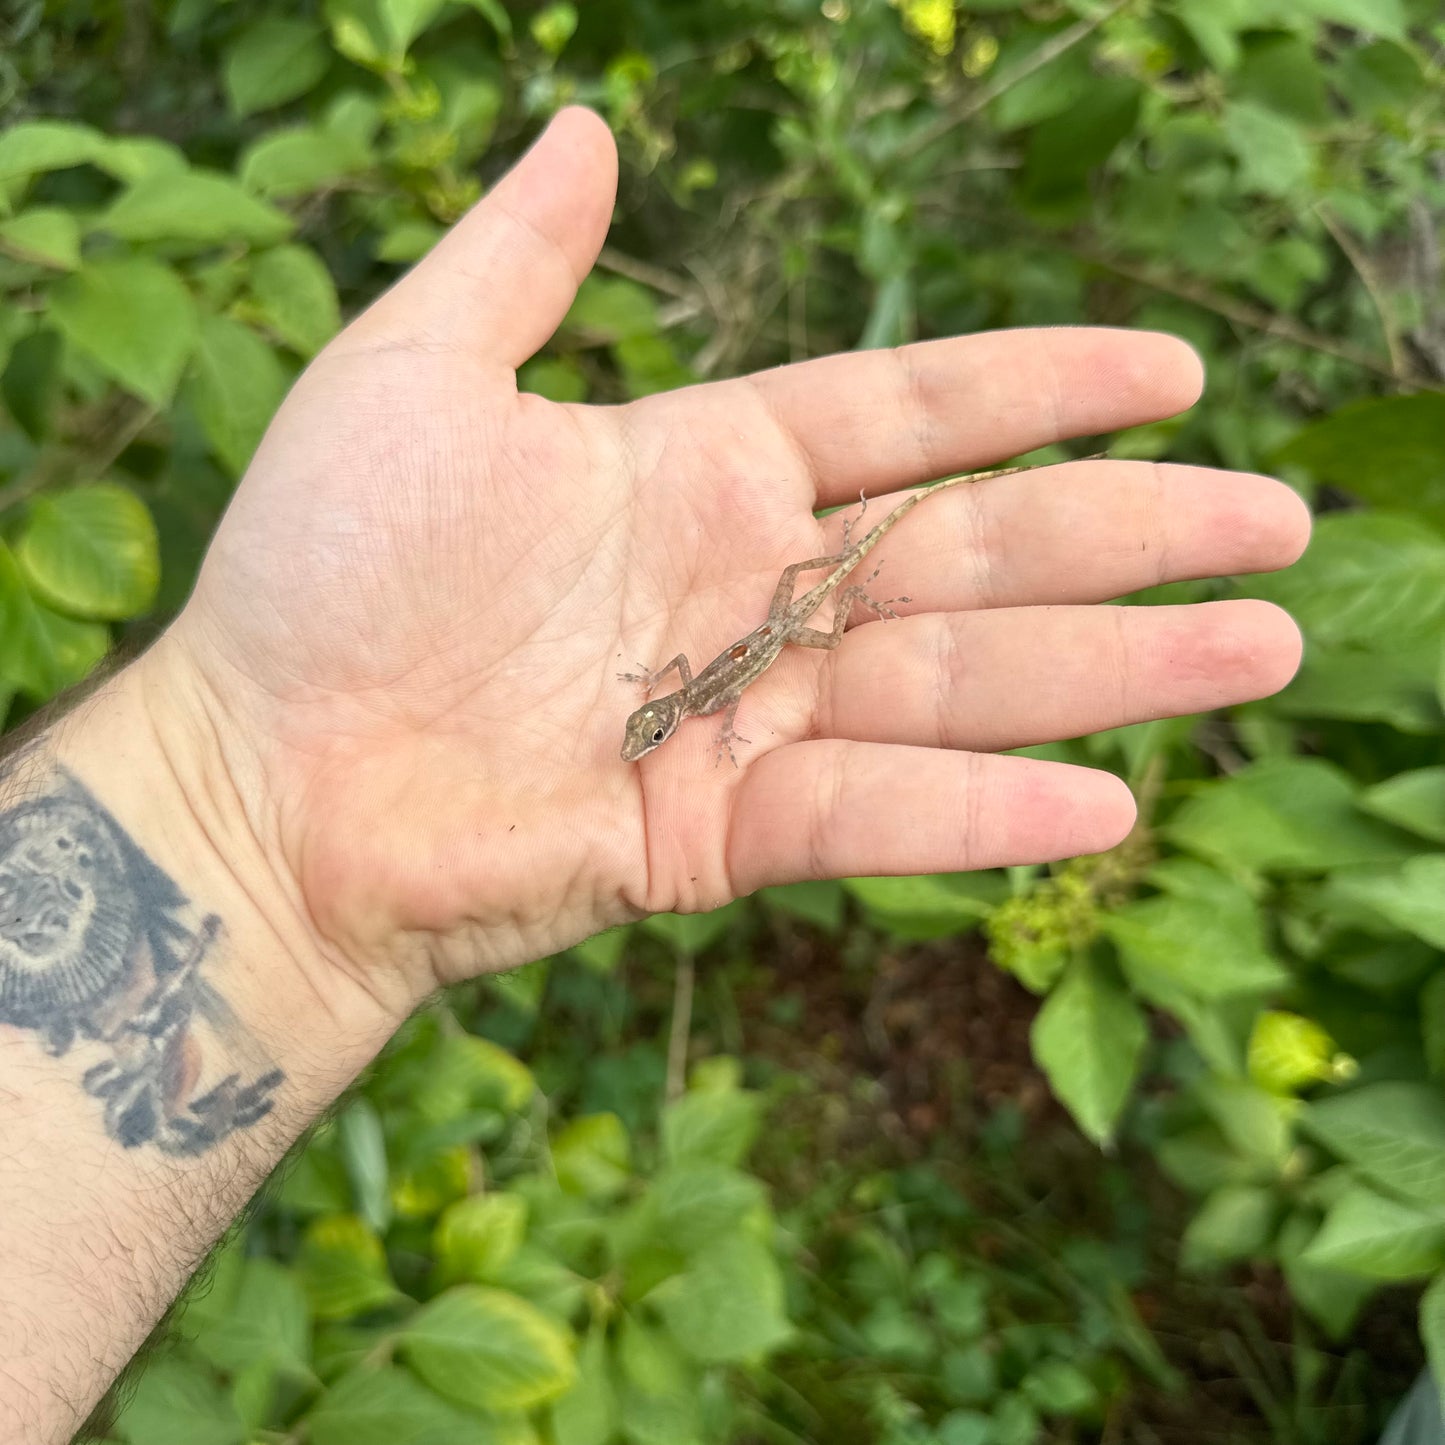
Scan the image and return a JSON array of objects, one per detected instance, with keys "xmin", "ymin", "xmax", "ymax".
[
  {"xmin": 1130, "ymin": 330, "xmax": 1206, "ymax": 413},
  {"xmin": 1077, "ymin": 766, "xmax": 1138, "ymax": 854}
]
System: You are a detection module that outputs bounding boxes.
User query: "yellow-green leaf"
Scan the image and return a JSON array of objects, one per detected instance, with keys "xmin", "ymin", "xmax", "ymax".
[
  {"xmin": 0, "ymin": 208, "xmax": 80, "ymax": 270},
  {"xmin": 18, "ymin": 484, "xmax": 159, "ymax": 620}
]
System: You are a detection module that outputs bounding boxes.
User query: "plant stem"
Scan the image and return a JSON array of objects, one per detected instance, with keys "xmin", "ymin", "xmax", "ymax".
[{"xmin": 666, "ymin": 953, "xmax": 695, "ymax": 1103}]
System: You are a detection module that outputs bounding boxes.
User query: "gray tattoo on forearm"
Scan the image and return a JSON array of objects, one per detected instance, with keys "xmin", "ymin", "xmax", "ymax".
[{"xmin": 0, "ymin": 765, "xmax": 282, "ymax": 1155}]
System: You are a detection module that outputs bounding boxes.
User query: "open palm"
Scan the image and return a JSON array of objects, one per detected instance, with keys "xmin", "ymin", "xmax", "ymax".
[{"xmin": 160, "ymin": 109, "xmax": 1308, "ymax": 1010}]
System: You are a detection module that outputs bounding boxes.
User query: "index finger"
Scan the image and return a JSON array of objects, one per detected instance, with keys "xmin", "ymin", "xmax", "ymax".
[{"xmin": 733, "ymin": 327, "xmax": 1204, "ymax": 506}]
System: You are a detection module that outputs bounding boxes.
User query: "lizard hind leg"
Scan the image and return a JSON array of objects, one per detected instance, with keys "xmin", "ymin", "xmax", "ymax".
[{"xmin": 840, "ymin": 488, "xmax": 869, "ymax": 552}]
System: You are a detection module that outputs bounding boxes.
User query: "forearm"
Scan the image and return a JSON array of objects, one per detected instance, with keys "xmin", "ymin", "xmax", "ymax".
[{"xmin": 0, "ymin": 653, "xmax": 398, "ymax": 1444}]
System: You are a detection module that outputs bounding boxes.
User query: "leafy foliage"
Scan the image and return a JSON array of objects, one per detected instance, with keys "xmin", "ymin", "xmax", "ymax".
[{"xmin": 5, "ymin": 0, "xmax": 1445, "ymax": 1439}]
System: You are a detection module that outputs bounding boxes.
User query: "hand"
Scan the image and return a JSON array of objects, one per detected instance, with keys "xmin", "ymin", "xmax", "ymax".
[{"xmin": 146, "ymin": 108, "xmax": 1308, "ymax": 1016}]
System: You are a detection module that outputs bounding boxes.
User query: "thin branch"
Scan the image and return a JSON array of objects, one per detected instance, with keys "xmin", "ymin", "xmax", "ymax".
[
  {"xmin": 595, "ymin": 245, "xmax": 698, "ymax": 302},
  {"xmin": 665, "ymin": 954, "xmax": 695, "ymax": 1104},
  {"xmin": 1315, "ymin": 202, "xmax": 1406, "ymax": 376},
  {"xmin": 1080, "ymin": 248, "xmax": 1445, "ymax": 392},
  {"xmin": 903, "ymin": 0, "xmax": 1132, "ymax": 159}
]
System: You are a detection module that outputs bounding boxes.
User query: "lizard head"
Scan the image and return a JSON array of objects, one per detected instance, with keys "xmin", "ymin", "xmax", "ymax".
[{"xmin": 621, "ymin": 693, "xmax": 684, "ymax": 762}]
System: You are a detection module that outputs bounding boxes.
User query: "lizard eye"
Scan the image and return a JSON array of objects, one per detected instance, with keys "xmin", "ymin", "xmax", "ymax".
[{"xmin": 652, "ymin": 728, "xmax": 666, "ymax": 743}]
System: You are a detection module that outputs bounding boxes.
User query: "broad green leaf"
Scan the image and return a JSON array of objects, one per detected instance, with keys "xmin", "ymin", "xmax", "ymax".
[
  {"xmin": 381, "ymin": 0, "xmax": 449, "ymax": 52},
  {"xmin": 759, "ymin": 880, "xmax": 846, "ymax": 931},
  {"xmin": 569, "ymin": 926, "xmax": 629, "ymax": 973},
  {"xmin": 1247, "ymin": 1011, "xmax": 1345, "ymax": 1095},
  {"xmin": 1021, "ymin": 1360, "xmax": 1099, "ymax": 1417},
  {"xmin": 650, "ymin": 1235, "xmax": 792, "ymax": 1363},
  {"xmin": 552, "ymin": 1113, "xmax": 631, "ymax": 1199},
  {"xmin": 1301, "ymin": 1082, "xmax": 1445, "ymax": 1204},
  {"xmin": 0, "ymin": 120, "xmax": 105, "ymax": 181},
  {"xmin": 1274, "ymin": 396, "xmax": 1445, "ymax": 528},
  {"xmin": 96, "ymin": 135, "xmax": 188, "ymax": 183},
  {"xmin": 531, "ymin": 2, "xmax": 578, "ymax": 56},
  {"xmin": 1224, "ymin": 101, "xmax": 1312, "ymax": 196},
  {"xmin": 551, "ymin": 1327, "xmax": 616, "ymax": 1445},
  {"xmin": 185, "ymin": 314, "xmax": 289, "ymax": 477},
  {"xmin": 299, "ymin": 1214, "xmax": 400, "ymax": 1320},
  {"xmin": 1105, "ymin": 891, "xmax": 1289, "ymax": 1000},
  {"xmin": 101, "ymin": 170, "xmax": 292, "ymax": 246},
  {"xmin": 1196, "ymin": 1077, "xmax": 1295, "ymax": 1168},
  {"xmin": 1181, "ymin": 1185, "xmax": 1277, "ymax": 1268},
  {"xmin": 185, "ymin": 1258, "xmax": 310, "ymax": 1374},
  {"xmin": 1360, "ymin": 768, "xmax": 1445, "ymax": 843},
  {"xmin": 844, "ymin": 871, "xmax": 1007, "ymax": 939},
  {"xmin": 641, "ymin": 903, "xmax": 740, "ymax": 955},
  {"xmin": 435, "ymin": 1192, "xmax": 528, "ymax": 1282},
  {"xmin": 1423, "ymin": 973, "xmax": 1445, "ymax": 1080},
  {"xmin": 1021, "ymin": 76, "xmax": 1141, "ymax": 209},
  {"xmin": 0, "ymin": 208, "xmax": 80, "ymax": 269},
  {"xmin": 410, "ymin": 1033, "xmax": 535, "ymax": 1121},
  {"xmin": 2, "ymin": 327, "xmax": 61, "ymax": 440},
  {"xmin": 1029, "ymin": 957, "xmax": 1146, "ymax": 1145},
  {"xmin": 50, "ymin": 257, "xmax": 198, "ymax": 405},
  {"xmin": 400, "ymin": 1285, "xmax": 576, "ymax": 1413},
  {"xmin": 339, "ymin": 1097, "xmax": 392, "ymax": 1234},
  {"xmin": 647, "ymin": 1163, "xmax": 767, "ymax": 1255},
  {"xmin": 305, "ymin": 1364, "xmax": 501, "ymax": 1445},
  {"xmin": 224, "ymin": 19, "xmax": 331, "ymax": 116},
  {"xmin": 458, "ymin": 0, "xmax": 513, "ymax": 39},
  {"xmin": 17, "ymin": 485, "xmax": 159, "ymax": 620},
  {"xmin": 0, "ymin": 543, "xmax": 109, "ymax": 699},
  {"xmin": 1232, "ymin": 33, "xmax": 1329, "ymax": 123},
  {"xmin": 615, "ymin": 1317, "xmax": 701, "ymax": 1445},
  {"xmin": 249, "ymin": 244, "xmax": 341, "ymax": 357},
  {"xmin": 1301, "ymin": 1185, "xmax": 1445, "ymax": 1280},
  {"xmin": 378, "ymin": 218, "xmax": 444, "ymax": 262},
  {"xmin": 563, "ymin": 276, "xmax": 659, "ymax": 343},
  {"xmin": 1244, "ymin": 513, "xmax": 1445, "ymax": 648},
  {"xmin": 1277, "ymin": 1212, "xmax": 1375, "ymax": 1341},
  {"xmin": 1166, "ymin": 756, "xmax": 1414, "ymax": 872},
  {"xmin": 113, "ymin": 1357, "xmax": 246, "ymax": 1445},
  {"xmin": 1422, "ymin": 1275, "xmax": 1445, "ymax": 1422},
  {"xmin": 1326, "ymin": 858, "xmax": 1445, "ymax": 950},
  {"xmin": 1276, "ymin": 642, "xmax": 1445, "ymax": 734},
  {"xmin": 661, "ymin": 1086, "xmax": 761, "ymax": 1168},
  {"xmin": 1285, "ymin": 0, "xmax": 1405, "ymax": 39},
  {"xmin": 240, "ymin": 126, "xmax": 374, "ymax": 198}
]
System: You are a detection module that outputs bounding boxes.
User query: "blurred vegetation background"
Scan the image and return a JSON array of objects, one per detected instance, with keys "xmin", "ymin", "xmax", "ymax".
[{"xmin": 2, "ymin": 0, "xmax": 1445, "ymax": 1441}]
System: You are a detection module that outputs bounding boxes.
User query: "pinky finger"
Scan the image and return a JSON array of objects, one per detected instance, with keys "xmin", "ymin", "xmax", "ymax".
[{"xmin": 726, "ymin": 742, "xmax": 1137, "ymax": 895}]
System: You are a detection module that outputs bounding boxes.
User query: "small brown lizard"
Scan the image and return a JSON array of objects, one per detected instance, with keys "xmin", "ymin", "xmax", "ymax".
[{"xmin": 619, "ymin": 459, "xmax": 1047, "ymax": 765}]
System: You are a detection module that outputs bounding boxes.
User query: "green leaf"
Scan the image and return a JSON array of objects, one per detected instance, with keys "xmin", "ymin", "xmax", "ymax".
[
  {"xmin": 239, "ymin": 126, "xmax": 374, "ymax": 198},
  {"xmin": 1181, "ymin": 1185, "xmax": 1277, "ymax": 1269},
  {"xmin": 298, "ymin": 1214, "xmax": 400, "ymax": 1320},
  {"xmin": 562, "ymin": 276, "xmax": 659, "ymax": 343},
  {"xmin": 101, "ymin": 170, "xmax": 292, "ymax": 246},
  {"xmin": 1029, "ymin": 957, "xmax": 1146, "ymax": 1146},
  {"xmin": 1301, "ymin": 1184, "xmax": 1445, "ymax": 1280},
  {"xmin": 339, "ymin": 1097, "xmax": 392, "ymax": 1234},
  {"xmin": 50, "ymin": 257, "xmax": 198, "ymax": 405},
  {"xmin": 249, "ymin": 244, "xmax": 341, "ymax": 357},
  {"xmin": 1421, "ymin": 1275, "xmax": 1445, "ymax": 1422},
  {"xmin": 0, "ymin": 542, "xmax": 109, "ymax": 699},
  {"xmin": 844, "ymin": 871, "xmax": 1006, "ymax": 939},
  {"xmin": 0, "ymin": 120, "xmax": 105, "ymax": 181},
  {"xmin": 759, "ymin": 880, "xmax": 846, "ymax": 931},
  {"xmin": 650, "ymin": 1235, "xmax": 792, "ymax": 1363},
  {"xmin": 1277, "ymin": 1211, "xmax": 1375, "ymax": 1340},
  {"xmin": 1247, "ymin": 1011, "xmax": 1342, "ymax": 1095},
  {"xmin": 1301, "ymin": 1082, "xmax": 1445, "ymax": 1205},
  {"xmin": 1232, "ymin": 34, "xmax": 1329, "ymax": 123},
  {"xmin": 1361, "ymin": 769, "xmax": 1445, "ymax": 844},
  {"xmin": 661, "ymin": 1086, "xmax": 761, "ymax": 1168},
  {"xmin": 1104, "ymin": 890, "xmax": 1289, "ymax": 1000},
  {"xmin": 435, "ymin": 1192, "xmax": 528, "ymax": 1282},
  {"xmin": 95, "ymin": 135, "xmax": 189, "ymax": 184},
  {"xmin": 1287, "ymin": 0, "xmax": 1405, "ymax": 39},
  {"xmin": 641, "ymin": 903, "xmax": 740, "ymax": 955},
  {"xmin": 185, "ymin": 314, "xmax": 290, "ymax": 477},
  {"xmin": 458, "ymin": 0, "xmax": 513, "ymax": 39},
  {"xmin": 1273, "ymin": 396, "xmax": 1445, "ymax": 528},
  {"xmin": 1277, "ymin": 642, "xmax": 1445, "ymax": 734},
  {"xmin": 550, "ymin": 1328, "xmax": 617, "ymax": 1445},
  {"xmin": 305, "ymin": 1364, "xmax": 502, "ymax": 1445},
  {"xmin": 400, "ymin": 1285, "xmax": 576, "ymax": 1413},
  {"xmin": 184, "ymin": 1258, "xmax": 310, "ymax": 1374},
  {"xmin": 1245, "ymin": 512, "xmax": 1445, "ymax": 648},
  {"xmin": 224, "ymin": 19, "xmax": 331, "ymax": 117},
  {"xmin": 552, "ymin": 1113, "xmax": 631, "ymax": 1199},
  {"xmin": 2, "ymin": 327, "xmax": 61, "ymax": 440},
  {"xmin": 1326, "ymin": 858, "xmax": 1445, "ymax": 950},
  {"xmin": 1223, "ymin": 101, "xmax": 1312, "ymax": 196},
  {"xmin": 17, "ymin": 485, "xmax": 159, "ymax": 620},
  {"xmin": 410, "ymin": 1033, "xmax": 535, "ymax": 1120},
  {"xmin": 1423, "ymin": 973, "xmax": 1445, "ymax": 1080},
  {"xmin": 1167, "ymin": 757, "xmax": 1415, "ymax": 872},
  {"xmin": 615, "ymin": 1318, "xmax": 701, "ymax": 1445},
  {"xmin": 647, "ymin": 1163, "xmax": 767, "ymax": 1255},
  {"xmin": 0, "ymin": 208, "xmax": 80, "ymax": 269},
  {"xmin": 114, "ymin": 1357, "xmax": 247, "ymax": 1445}
]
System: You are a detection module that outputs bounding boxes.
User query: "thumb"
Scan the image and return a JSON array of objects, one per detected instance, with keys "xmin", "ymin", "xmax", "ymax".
[{"xmin": 351, "ymin": 107, "xmax": 618, "ymax": 369}]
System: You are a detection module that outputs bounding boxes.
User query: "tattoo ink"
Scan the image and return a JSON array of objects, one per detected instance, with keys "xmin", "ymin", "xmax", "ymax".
[{"xmin": 0, "ymin": 767, "xmax": 283, "ymax": 1155}]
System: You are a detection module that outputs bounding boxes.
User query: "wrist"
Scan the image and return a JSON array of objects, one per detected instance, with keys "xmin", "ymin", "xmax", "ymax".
[{"xmin": 38, "ymin": 642, "xmax": 403, "ymax": 1124}]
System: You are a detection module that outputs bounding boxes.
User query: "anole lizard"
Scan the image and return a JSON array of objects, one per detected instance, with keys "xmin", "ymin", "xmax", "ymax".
[{"xmin": 619, "ymin": 459, "xmax": 1053, "ymax": 765}]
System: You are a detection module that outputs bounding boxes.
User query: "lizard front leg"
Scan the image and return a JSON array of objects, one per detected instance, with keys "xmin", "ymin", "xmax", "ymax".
[{"xmin": 618, "ymin": 653, "xmax": 694, "ymax": 694}]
